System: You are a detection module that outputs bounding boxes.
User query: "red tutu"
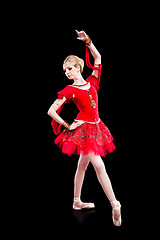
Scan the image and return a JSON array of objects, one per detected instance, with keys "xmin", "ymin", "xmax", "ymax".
[{"xmin": 54, "ymin": 120, "xmax": 116, "ymax": 156}]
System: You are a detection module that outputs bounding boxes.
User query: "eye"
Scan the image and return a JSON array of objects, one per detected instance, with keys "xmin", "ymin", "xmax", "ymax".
[{"xmin": 63, "ymin": 67, "xmax": 72, "ymax": 73}]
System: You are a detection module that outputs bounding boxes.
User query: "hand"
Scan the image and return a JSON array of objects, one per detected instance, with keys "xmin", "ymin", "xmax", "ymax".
[
  {"xmin": 69, "ymin": 121, "xmax": 84, "ymax": 130},
  {"xmin": 75, "ymin": 30, "xmax": 88, "ymax": 41}
]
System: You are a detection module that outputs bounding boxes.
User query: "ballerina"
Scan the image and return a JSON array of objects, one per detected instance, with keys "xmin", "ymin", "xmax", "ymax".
[{"xmin": 48, "ymin": 30, "xmax": 121, "ymax": 226}]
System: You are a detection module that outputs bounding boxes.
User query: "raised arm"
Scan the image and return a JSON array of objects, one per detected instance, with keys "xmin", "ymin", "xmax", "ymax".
[{"xmin": 75, "ymin": 30, "xmax": 101, "ymax": 78}]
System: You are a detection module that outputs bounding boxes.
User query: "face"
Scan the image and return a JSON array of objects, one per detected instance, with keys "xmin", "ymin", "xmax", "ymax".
[{"xmin": 63, "ymin": 63, "xmax": 80, "ymax": 80}]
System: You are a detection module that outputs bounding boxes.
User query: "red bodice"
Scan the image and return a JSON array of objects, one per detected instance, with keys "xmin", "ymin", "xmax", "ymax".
[
  {"xmin": 57, "ymin": 75, "xmax": 100, "ymax": 123},
  {"xmin": 73, "ymin": 85, "xmax": 99, "ymax": 122}
]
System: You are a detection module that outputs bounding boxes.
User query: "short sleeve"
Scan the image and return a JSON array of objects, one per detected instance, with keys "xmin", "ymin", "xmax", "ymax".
[
  {"xmin": 86, "ymin": 75, "xmax": 100, "ymax": 91},
  {"xmin": 57, "ymin": 86, "xmax": 73, "ymax": 102}
]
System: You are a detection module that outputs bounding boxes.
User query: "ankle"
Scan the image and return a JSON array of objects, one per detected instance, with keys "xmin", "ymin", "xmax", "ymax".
[
  {"xmin": 111, "ymin": 199, "xmax": 121, "ymax": 209},
  {"xmin": 74, "ymin": 197, "xmax": 81, "ymax": 202}
]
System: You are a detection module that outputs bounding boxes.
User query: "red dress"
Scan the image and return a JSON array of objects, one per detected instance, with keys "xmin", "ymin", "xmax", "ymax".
[
  {"xmin": 51, "ymin": 47, "xmax": 116, "ymax": 156},
  {"xmin": 51, "ymin": 74, "xmax": 116, "ymax": 157}
]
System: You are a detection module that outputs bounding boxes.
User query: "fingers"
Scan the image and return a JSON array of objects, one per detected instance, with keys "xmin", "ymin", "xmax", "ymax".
[
  {"xmin": 75, "ymin": 29, "xmax": 82, "ymax": 35},
  {"xmin": 75, "ymin": 29, "xmax": 85, "ymax": 35},
  {"xmin": 69, "ymin": 121, "xmax": 84, "ymax": 130},
  {"xmin": 75, "ymin": 29, "xmax": 82, "ymax": 33},
  {"xmin": 75, "ymin": 29, "xmax": 79, "ymax": 34}
]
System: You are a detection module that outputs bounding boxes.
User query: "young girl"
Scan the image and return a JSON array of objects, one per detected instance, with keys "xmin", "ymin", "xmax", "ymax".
[{"xmin": 47, "ymin": 30, "xmax": 122, "ymax": 226}]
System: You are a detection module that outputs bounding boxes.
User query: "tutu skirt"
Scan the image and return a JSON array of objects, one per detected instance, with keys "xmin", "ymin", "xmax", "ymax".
[{"xmin": 55, "ymin": 120, "xmax": 116, "ymax": 157}]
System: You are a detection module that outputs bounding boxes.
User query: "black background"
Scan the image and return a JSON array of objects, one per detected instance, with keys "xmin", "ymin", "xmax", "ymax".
[
  {"xmin": 16, "ymin": 9, "xmax": 148, "ymax": 234},
  {"xmin": 35, "ymin": 23, "xmax": 136, "ymax": 231}
]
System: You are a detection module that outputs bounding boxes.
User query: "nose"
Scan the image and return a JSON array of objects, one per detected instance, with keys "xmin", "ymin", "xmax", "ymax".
[{"xmin": 65, "ymin": 69, "xmax": 70, "ymax": 76}]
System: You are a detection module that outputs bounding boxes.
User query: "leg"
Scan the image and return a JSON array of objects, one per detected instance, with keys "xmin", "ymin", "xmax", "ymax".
[
  {"xmin": 73, "ymin": 153, "xmax": 95, "ymax": 210},
  {"xmin": 74, "ymin": 153, "xmax": 90, "ymax": 198},
  {"xmin": 89, "ymin": 152, "xmax": 116, "ymax": 202},
  {"xmin": 89, "ymin": 152, "xmax": 121, "ymax": 226}
]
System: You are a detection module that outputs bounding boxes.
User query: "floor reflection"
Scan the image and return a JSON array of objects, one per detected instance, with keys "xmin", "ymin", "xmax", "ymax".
[{"xmin": 72, "ymin": 208, "xmax": 96, "ymax": 224}]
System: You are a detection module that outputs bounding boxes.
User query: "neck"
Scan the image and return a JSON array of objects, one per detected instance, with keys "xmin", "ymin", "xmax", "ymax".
[{"xmin": 73, "ymin": 74, "xmax": 86, "ymax": 85}]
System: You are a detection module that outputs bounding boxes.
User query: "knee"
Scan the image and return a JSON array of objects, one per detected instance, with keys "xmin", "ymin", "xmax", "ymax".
[
  {"xmin": 77, "ymin": 157, "xmax": 89, "ymax": 172},
  {"xmin": 77, "ymin": 162, "xmax": 88, "ymax": 172},
  {"xmin": 94, "ymin": 162, "xmax": 105, "ymax": 175},
  {"xmin": 90, "ymin": 156, "xmax": 106, "ymax": 175}
]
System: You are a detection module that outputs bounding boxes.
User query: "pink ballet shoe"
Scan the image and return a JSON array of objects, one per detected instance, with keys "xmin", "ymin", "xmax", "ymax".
[
  {"xmin": 111, "ymin": 200, "xmax": 122, "ymax": 227},
  {"xmin": 73, "ymin": 200, "xmax": 95, "ymax": 210}
]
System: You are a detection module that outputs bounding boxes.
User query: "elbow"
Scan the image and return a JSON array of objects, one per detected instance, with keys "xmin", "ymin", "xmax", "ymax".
[
  {"xmin": 98, "ymin": 54, "xmax": 101, "ymax": 62},
  {"xmin": 47, "ymin": 107, "xmax": 53, "ymax": 116},
  {"xmin": 47, "ymin": 108, "xmax": 52, "ymax": 117},
  {"xmin": 47, "ymin": 109, "xmax": 51, "ymax": 116},
  {"xmin": 95, "ymin": 55, "xmax": 101, "ymax": 64},
  {"xmin": 98, "ymin": 53, "xmax": 101, "ymax": 59},
  {"xmin": 47, "ymin": 105, "xmax": 56, "ymax": 116}
]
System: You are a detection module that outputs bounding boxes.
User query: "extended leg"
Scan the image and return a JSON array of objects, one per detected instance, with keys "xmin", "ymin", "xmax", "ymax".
[
  {"xmin": 89, "ymin": 152, "xmax": 121, "ymax": 226},
  {"xmin": 89, "ymin": 152, "xmax": 116, "ymax": 202}
]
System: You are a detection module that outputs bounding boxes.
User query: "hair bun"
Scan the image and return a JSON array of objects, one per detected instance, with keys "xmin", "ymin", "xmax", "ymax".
[{"xmin": 63, "ymin": 55, "xmax": 84, "ymax": 73}]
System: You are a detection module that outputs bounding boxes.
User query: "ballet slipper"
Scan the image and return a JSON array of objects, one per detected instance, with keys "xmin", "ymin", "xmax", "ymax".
[
  {"xmin": 111, "ymin": 200, "xmax": 122, "ymax": 227},
  {"xmin": 73, "ymin": 200, "xmax": 95, "ymax": 210}
]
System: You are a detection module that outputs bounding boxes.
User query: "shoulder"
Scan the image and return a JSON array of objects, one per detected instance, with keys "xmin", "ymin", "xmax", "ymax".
[
  {"xmin": 57, "ymin": 86, "xmax": 73, "ymax": 101},
  {"xmin": 86, "ymin": 75, "xmax": 98, "ymax": 82},
  {"xmin": 86, "ymin": 75, "xmax": 100, "ymax": 91}
]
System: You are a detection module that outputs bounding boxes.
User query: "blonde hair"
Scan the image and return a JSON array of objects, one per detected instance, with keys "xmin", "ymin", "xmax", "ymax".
[{"xmin": 63, "ymin": 55, "xmax": 84, "ymax": 73}]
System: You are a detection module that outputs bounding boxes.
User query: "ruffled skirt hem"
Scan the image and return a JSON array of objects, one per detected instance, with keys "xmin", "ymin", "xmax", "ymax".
[{"xmin": 54, "ymin": 120, "xmax": 116, "ymax": 157}]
